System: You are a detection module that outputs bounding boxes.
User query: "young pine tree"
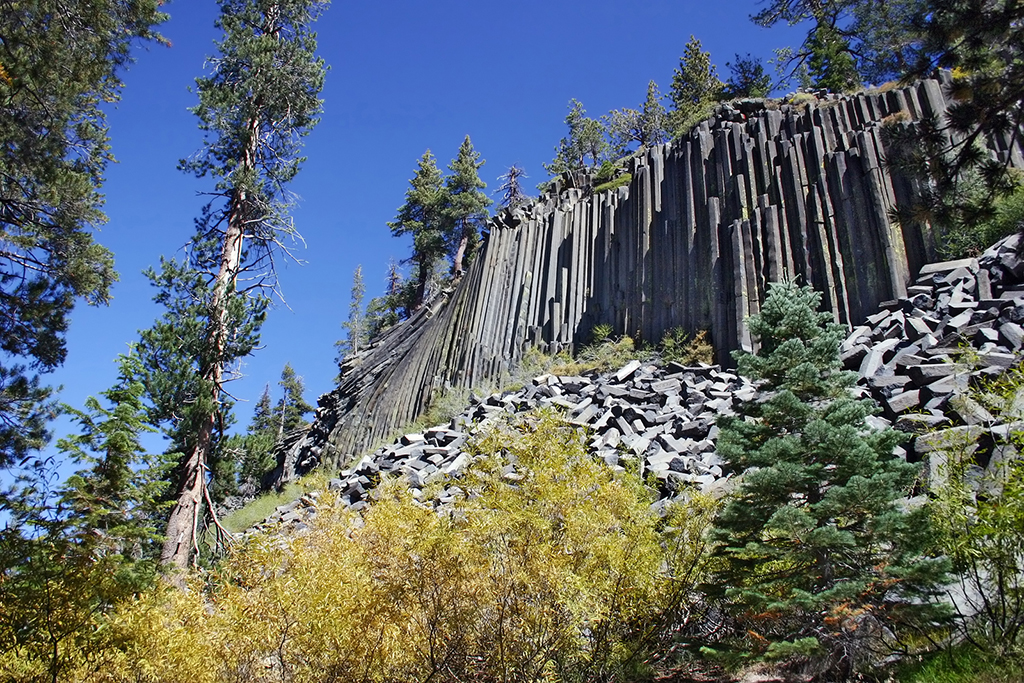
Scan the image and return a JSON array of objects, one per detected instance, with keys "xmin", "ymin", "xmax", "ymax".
[
  {"xmin": 444, "ymin": 136, "xmax": 491, "ymax": 277},
  {"xmin": 59, "ymin": 352, "xmax": 170, "ymax": 575},
  {"xmin": 0, "ymin": 354, "xmax": 169, "ymax": 681},
  {"xmin": 335, "ymin": 264, "xmax": 367, "ymax": 365},
  {"xmin": 221, "ymin": 384, "xmax": 277, "ymax": 498},
  {"xmin": 364, "ymin": 260, "xmax": 405, "ymax": 341},
  {"xmin": 709, "ymin": 281, "xmax": 948, "ymax": 673},
  {"xmin": 275, "ymin": 363, "xmax": 313, "ymax": 440}
]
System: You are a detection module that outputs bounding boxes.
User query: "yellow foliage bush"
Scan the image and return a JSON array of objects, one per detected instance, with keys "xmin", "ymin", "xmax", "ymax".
[{"xmin": 52, "ymin": 412, "xmax": 716, "ymax": 682}]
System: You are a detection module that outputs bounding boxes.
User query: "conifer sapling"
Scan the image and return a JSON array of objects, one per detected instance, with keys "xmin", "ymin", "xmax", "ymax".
[{"xmin": 709, "ymin": 280, "xmax": 948, "ymax": 672}]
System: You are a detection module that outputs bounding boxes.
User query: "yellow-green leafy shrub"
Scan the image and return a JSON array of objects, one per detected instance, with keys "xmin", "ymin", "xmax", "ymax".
[
  {"xmin": 930, "ymin": 366, "xmax": 1024, "ymax": 654},
  {"xmin": 74, "ymin": 412, "xmax": 716, "ymax": 682}
]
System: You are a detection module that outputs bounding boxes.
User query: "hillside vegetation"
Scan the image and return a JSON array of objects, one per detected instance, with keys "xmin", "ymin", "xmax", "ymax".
[{"xmin": 5, "ymin": 1, "xmax": 1024, "ymax": 682}]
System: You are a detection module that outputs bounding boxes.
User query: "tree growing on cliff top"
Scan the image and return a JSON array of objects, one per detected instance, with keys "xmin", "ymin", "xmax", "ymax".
[
  {"xmin": 605, "ymin": 80, "xmax": 670, "ymax": 157},
  {"xmin": 335, "ymin": 264, "xmax": 367, "ymax": 364},
  {"xmin": 721, "ymin": 53, "xmax": 772, "ymax": 99},
  {"xmin": 364, "ymin": 260, "xmax": 405, "ymax": 340},
  {"xmin": 543, "ymin": 99, "xmax": 608, "ymax": 176},
  {"xmin": 0, "ymin": 0, "xmax": 167, "ymax": 469},
  {"xmin": 444, "ymin": 136, "xmax": 491, "ymax": 277},
  {"xmin": 497, "ymin": 164, "xmax": 530, "ymax": 210},
  {"xmin": 708, "ymin": 281, "xmax": 948, "ymax": 676},
  {"xmin": 155, "ymin": 0, "xmax": 327, "ymax": 577},
  {"xmin": 668, "ymin": 36, "xmax": 723, "ymax": 136},
  {"xmin": 389, "ymin": 151, "xmax": 448, "ymax": 311}
]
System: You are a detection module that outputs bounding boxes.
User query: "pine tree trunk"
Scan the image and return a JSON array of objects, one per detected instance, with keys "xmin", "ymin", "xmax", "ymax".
[
  {"xmin": 452, "ymin": 228, "xmax": 468, "ymax": 277},
  {"xmin": 160, "ymin": 121, "xmax": 256, "ymax": 577},
  {"xmin": 414, "ymin": 264, "xmax": 428, "ymax": 310}
]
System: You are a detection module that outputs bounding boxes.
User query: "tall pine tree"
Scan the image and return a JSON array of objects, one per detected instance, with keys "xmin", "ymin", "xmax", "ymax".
[
  {"xmin": 709, "ymin": 281, "xmax": 948, "ymax": 673},
  {"xmin": 156, "ymin": 0, "xmax": 327, "ymax": 576},
  {"xmin": 388, "ymin": 151, "xmax": 448, "ymax": 310},
  {"xmin": 444, "ymin": 136, "xmax": 491, "ymax": 277},
  {"xmin": 669, "ymin": 36, "xmax": 723, "ymax": 137},
  {"xmin": 0, "ymin": 0, "xmax": 166, "ymax": 469}
]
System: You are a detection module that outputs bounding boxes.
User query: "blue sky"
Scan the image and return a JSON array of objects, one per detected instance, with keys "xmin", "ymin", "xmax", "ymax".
[{"xmin": 52, "ymin": 0, "xmax": 807, "ymax": 445}]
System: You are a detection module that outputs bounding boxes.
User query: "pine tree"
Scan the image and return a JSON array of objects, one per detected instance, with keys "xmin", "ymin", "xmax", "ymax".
[
  {"xmin": 753, "ymin": 0, "xmax": 924, "ymax": 86},
  {"xmin": 605, "ymin": 80, "xmax": 670, "ymax": 157},
  {"xmin": 668, "ymin": 36, "xmax": 723, "ymax": 137},
  {"xmin": 222, "ymin": 384, "xmax": 277, "ymax": 498},
  {"xmin": 888, "ymin": 0, "xmax": 1024, "ymax": 239},
  {"xmin": 709, "ymin": 281, "xmax": 948, "ymax": 672},
  {"xmin": 444, "ymin": 136, "xmax": 491, "ymax": 276},
  {"xmin": 721, "ymin": 53, "xmax": 772, "ymax": 99},
  {"xmin": 497, "ymin": 164, "xmax": 530, "ymax": 210},
  {"xmin": 275, "ymin": 363, "xmax": 313, "ymax": 439},
  {"xmin": 59, "ymin": 352, "xmax": 169, "ymax": 576},
  {"xmin": 335, "ymin": 264, "xmax": 367, "ymax": 364},
  {"xmin": 0, "ymin": 353, "xmax": 169, "ymax": 680},
  {"xmin": 251, "ymin": 384, "xmax": 275, "ymax": 436},
  {"xmin": 157, "ymin": 0, "xmax": 327, "ymax": 575},
  {"xmin": 806, "ymin": 21, "xmax": 861, "ymax": 93},
  {"xmin": 388, "ymin": 151, "xmax": 448, "ymax": 310},
  {"xmin": 543, "ymin": 99, "xmax": 608, "ymax": 176},
  {"xmin": 0, "ymin": 1, "xmax": 166, "ymax": 468}
]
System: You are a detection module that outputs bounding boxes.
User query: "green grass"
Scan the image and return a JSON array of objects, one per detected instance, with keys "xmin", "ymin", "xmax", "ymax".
[
  {"xmin": 895, "ymin": 644, "xmax": 1024, "ymax": 683},
  {"xmin": 594, "ymin": 173, "xmax": 632, "ymax": 194},
  {"xmin": 221, "ymin": 469, "xmax": 335, "ymax": 534}
]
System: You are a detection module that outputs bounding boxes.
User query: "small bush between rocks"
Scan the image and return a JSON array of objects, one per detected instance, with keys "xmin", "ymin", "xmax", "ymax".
[
  {"xmin": 658, "ymin": 328, "xmax": 714, "ymax": 365},
  {"xmin": 550, "ymin": 334, "xmax": 650, "ymax": 375}
]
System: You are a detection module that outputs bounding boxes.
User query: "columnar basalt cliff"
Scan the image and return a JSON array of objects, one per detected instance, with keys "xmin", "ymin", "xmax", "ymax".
[{"xmin": 279, "ymin": 77, "xmax": 1024, "ymax": 480}]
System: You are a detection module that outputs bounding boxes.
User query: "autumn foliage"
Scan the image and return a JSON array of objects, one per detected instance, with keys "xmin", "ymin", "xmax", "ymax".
[{"xmin": 6, "ymin": 412, "xmax": 715, "ymax": 682}]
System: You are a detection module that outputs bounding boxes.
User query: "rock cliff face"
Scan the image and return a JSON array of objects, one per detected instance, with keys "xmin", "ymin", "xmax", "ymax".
[
  {"xmin": 252, "ymin": 238, "xmax": 1024, "ymax": 535},
  {"xmin": 280, "ymin": 77, "xmax": 1024, "ymax": 480}
]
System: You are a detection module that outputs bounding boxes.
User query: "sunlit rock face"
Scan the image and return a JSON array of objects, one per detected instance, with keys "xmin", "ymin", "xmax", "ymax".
[{"xmin": 276, "ymin": 76, "xmax": 1024, "ymax": 483}]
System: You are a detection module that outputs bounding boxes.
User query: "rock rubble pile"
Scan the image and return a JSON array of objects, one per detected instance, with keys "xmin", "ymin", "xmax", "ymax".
[
  {"xmin": 245, "ymin": 361, "xmax": 757, "ymax": 536},
  {"xmin": 842, "ymin": 234, "xmax": 1024, "ymax": 488}
]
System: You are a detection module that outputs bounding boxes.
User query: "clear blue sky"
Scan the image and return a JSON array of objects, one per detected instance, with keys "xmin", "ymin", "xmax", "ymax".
[{"xmin": 52, "ymin": 0, "xmax": 806, "ymax": 445}]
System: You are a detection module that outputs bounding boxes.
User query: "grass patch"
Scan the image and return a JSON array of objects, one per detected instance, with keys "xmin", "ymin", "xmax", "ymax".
[
  {"xmin": 594, "ymin": 173, "xmax": 632, "ymax": 194},
  {"xmin": 896, "ymin": 644, "xmax": 1024, "ymax": 683},
  {"xmin": 221, "ymin": 469, "xmax": 335, "ymax": 534},
  {"xmin": 550, "ymin": 335, "xmax": 649, "ymax": 375}
]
